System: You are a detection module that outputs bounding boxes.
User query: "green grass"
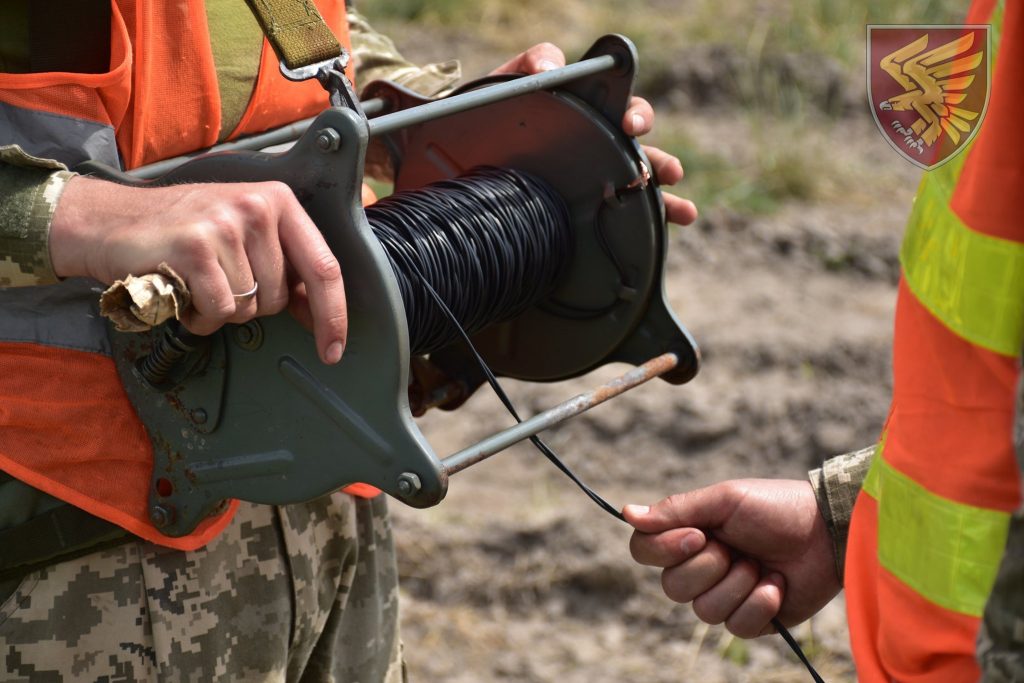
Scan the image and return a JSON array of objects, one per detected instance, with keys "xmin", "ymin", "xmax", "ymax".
[
  {"xmin": 369, "ymin": 0, "xmax": 468, "ymax": 22},
  {"xmin": 720, "ymin": 634, "xmax": 752, "ymax": 666},
  {"xmin": 371, "ymin": 0, "xmax": 967, "ymax": 75},
  {"xmin": 366, "ymin": 0, "xmax": 954, "ymax": 217},
  {"xmin": 651, "ymin": 114, "xmax": 837, "ymax": 216},
  {"xmin": 633, "ymin": 0, "xmax": 966, "ymax": 70},
  {"xmin": 779, "ymin": 0, "xmax": 967, "ymax": 65}
]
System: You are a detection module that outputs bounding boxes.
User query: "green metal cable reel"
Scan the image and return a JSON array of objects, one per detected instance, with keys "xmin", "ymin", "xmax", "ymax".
[{"xmin": 84, "ymin": 35, "xmax": 700, "ymax": 537}]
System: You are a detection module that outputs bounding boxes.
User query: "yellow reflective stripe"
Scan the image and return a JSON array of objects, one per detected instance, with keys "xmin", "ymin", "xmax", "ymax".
[
  {"xmin": 992, "ymin": 0, "xmax": 1005, "ymax": 46},
  {"xmin": 900, "ymin": 177, "xmax": 1024, "ymax": 357},
  {"xmin": 899, "ymin": 3, "xmax": 1021, "ymax": 357},
  {"xmin": 863, "ymin": 449, "xmax": 1011, "ymax": 617}
]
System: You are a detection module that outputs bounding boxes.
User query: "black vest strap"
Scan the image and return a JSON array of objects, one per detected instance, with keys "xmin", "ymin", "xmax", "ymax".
[{"xmin": 0, "ymin": 502, "xmax": 132, "ymax": 582}]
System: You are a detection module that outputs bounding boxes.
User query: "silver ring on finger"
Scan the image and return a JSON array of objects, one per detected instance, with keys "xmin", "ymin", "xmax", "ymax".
[{"xmin": 232, "ymin": 281, "xmax": 259, "ymax": 301}]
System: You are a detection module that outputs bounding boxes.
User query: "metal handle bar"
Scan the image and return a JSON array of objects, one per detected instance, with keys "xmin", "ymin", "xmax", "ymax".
[
  {"xmin": 128, "ymin": 54, "xmax": 620, "ymax": 180},
  {"xmin": 367, "ymin": 54, "xmax": 619, "ymax": 137}
]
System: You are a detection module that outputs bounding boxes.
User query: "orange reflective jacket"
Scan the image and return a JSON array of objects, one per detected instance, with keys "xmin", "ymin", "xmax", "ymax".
[
  {"xmin": 846, "ymin": 1, "xmax": 1024, "ymax": 679},
  {"xmin": 0, "ymin": 0, "xmax": 357, "ymax": 550}
]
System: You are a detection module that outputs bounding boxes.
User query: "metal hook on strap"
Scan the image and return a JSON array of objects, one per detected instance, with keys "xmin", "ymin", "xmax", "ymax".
[{"xmin": 242, "ymin": 0, "xmax": 364, "ymax": 115}]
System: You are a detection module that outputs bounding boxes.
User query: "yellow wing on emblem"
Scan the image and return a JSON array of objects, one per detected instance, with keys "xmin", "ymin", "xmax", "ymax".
[{"xmin": 879, "ymin": 32, "xmax": 984, "ymax": 146}]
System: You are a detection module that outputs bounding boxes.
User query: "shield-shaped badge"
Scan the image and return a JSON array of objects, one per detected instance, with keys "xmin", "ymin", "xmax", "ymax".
[{"xmin": 867, "ymin": 25, "xmax": 991, "ymax": 170}]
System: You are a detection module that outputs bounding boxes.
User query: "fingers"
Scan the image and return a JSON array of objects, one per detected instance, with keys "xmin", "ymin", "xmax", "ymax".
[
  {"xmin": 220, "ymin": 247, "xmax": 259, "ymax": 324},
  {"xmin": 660, "ymin": 538, "xmax": 732, "ymax": 604},
  {"xmin": 692, "ymin": 559, "xmax": 761, "ymax": 625},
  {"xmin": 168, "ymin": 183, "xmax": 344, "ymax": 364},
  {"xmin": 204, "ymin": 182, "xmax": 346, "ymax": 365},
  {"xmin": 623, "ymin": 96, "xmax": 655, "ymax": 136},
  {"xmin": 361, "ymin": 182, "xmax": 378, "ymax": 208},
  {"xmin": 639, "ymin": 145, "xmax": 697, "ymax": 224},
  {"xmin": 664, "ymin": 193, "xmax": 699, "ymax": 226},
  {"xmin": 725, "ymin": 574, "xmax": 786, "ymax": 639},
  {"xmin": 60, "ymin": 178, "xmax": 346, "ymax": 363},
  {"xmin": 630, "ymin": 527, "xmax": 706, "ymax": 567},
  {"xmin": 182, "ymin": 251, "xmax": 260, "ymax": 335},
  {"xmin": 490, "ymin": 42, "xmax": 565, "ymax": 75},
  {"xmin": 181, "ymin": 261, "xmax": 237, "ymax": 336},
  {"xmin": 623, "ymin": 482, "xmax": 743, "ymax": 534},
  {"xmin": 654, "ymin": 539, "xmax": 786, "ymax": 639},
  {"xmin": 274, "ymin": 184, "xmax": 348, "ymax": 364},
  {"xmin": 241, "ymin": 222, "xmax": 289, "ymax": 319},
  {"xmin": 643, "ymin": 145, "xmax": 684, "ymax": 186},
  {"xmin": 286, "ymin": 281, "xmax": 314, "ymax": 332}
]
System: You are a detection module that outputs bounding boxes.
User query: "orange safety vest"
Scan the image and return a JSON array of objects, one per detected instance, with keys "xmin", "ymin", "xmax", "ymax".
[
  {"xmin": 846, "ymin": 0, "xmax": 1023, "ymax": 679},
  {"xmin": 0, "ymin": 0, "xmax": 363, "ymax": 551}
]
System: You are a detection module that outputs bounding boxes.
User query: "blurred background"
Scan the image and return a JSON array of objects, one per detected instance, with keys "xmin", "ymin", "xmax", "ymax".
[{"xmin": 360, "ymin": 1, "xmax": 966, "ymax": 681}]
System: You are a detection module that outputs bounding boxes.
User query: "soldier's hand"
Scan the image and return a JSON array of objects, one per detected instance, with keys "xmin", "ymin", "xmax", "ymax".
[
  {"xmin": 624, "ymin": 479, "xmax": 841, "ymax": 638},
  {"xmin": 49, "ymin": 176, "xmax": 347, "ymax": 364},
  {"xmin": 491, "ymin": 42, "xmax": 698, "ymax": 226}
]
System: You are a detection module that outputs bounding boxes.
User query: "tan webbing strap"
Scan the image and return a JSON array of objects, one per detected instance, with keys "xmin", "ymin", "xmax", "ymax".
[{"xmin": 243, "ymin": 0, "xmax": 341, "ymax": 70}]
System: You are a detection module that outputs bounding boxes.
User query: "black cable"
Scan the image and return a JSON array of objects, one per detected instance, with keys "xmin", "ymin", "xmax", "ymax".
[
  {"xmin": 367, "ymin": 167, "xmax": 573, "ymax": 355},
  {"xmin": 367, "ymin": 167, "xmax": 825, "ymax": 683},
  {"xmin": 777, "ymin": 619, "xmax": 827, "ymax": 683},
  {"xmin": 413, "ymin": 268, "xmax": 824, "ymax": 683}
]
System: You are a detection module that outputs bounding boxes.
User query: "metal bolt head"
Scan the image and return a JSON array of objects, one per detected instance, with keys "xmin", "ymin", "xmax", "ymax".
[
  {"xmin": 233, "ymin": 320, "xmax": 264, "ymax": 351},
  {"xmin": 315, "ymin": 128, "xmax": 342, "ymax": 153},
  {"xmin": 150, "ymin": 505, "xmax": 176, "ymax": 528},
  {"xmin": 190, "ymin": 408, "xmax": 208, "ymax": 425},
  {"xmin": 397, "ymin": 472, "xmax": 422, "ymax": 497}
]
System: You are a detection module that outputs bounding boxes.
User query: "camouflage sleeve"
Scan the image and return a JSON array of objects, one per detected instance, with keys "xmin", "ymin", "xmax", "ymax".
[
  {"xmin": 347, "ymin": 6, "xmax": 461, "ymax": 97},
  {"xmin": 808, "ymin": 445, "xmax": 875, "ymax": 585},
  {"xmin": 978, "ymin": 513, "xmax": 1024, "ymax": 681},
  {"xmin": 0, "ymin": 145, "xmax": 73, "ymax": 287},
  {"xmin": 976, "ymin": 358, "xmax": 1024, "ymax": 681}
]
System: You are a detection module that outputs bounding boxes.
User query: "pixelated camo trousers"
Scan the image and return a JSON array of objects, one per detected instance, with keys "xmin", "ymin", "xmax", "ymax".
[{"xmin": 0, "ymin": 494, "xmax": 404, "ymax": 682}]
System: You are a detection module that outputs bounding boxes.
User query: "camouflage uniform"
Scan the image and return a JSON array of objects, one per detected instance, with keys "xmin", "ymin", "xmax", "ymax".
[
  {"xmin": 0, "ymin": 147, "xmax": 69, "ymax": 287},
  {"xmin": 975, "ymin": 356, "xmax": 1024, "ymax": 681},
  {"xmin": 978, "ymin": 501, "xmax": 1024, "ymax": 680},
  {"xmin": 809, "ymin": 429, "xmax": 1024, "ymax": 679},
  {"xmin": 806, "ymin": 445, "xmax": 874, "ymax": 584},
  {"xmin": 0, "ymin": 5, "xmax": 459, "ymax": 681},
  {"xmin": 1, "ymin": 495, "xmax": 403, "ymax": 682}
]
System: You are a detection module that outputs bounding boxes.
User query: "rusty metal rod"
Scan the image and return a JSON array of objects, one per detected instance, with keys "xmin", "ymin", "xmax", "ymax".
[{"xmin": 442, "ymin": 352, "xmax": 679, "ymax": 476}]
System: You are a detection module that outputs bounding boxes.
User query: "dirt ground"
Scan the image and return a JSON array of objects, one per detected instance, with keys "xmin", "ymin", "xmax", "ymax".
[{"xmin": 367, "ymin": 5, "xmax": 926, "ymax": 681}]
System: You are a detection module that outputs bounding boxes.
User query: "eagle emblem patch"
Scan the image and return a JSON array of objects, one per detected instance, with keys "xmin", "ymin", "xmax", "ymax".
[{"xmin": 867, "ymin": 25, "xmax": 991, "ymax": 170}]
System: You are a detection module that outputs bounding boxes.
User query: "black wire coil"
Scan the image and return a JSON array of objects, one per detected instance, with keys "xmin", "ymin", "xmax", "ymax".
[
  {"xmin": 367, "ymin": 166, "xmax": 573, "ymax": 355},
  {"xmin": 368, "ymin": 166, "xmax": 824, "ymax": 683},
  {"xmin": 368, "ymin": 166, "xmax": 825, "ymax": 683}
]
